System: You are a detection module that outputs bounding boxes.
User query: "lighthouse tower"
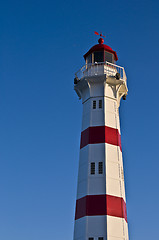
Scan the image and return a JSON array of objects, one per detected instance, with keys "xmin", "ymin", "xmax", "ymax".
[{"xmin": 73, "ymin": 36, "xmax": 129, "ymax": 240}]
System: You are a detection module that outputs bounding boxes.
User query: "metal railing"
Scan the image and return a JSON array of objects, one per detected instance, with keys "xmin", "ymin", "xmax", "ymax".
[{"xmin": 75, "ymin": 61, "xmax": 126, "ymax": 81}]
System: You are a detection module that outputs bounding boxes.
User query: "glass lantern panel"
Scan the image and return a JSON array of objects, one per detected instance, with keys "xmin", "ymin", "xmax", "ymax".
[
  {"xmin": 105, "ymin": 51, "xmax": 114, "ymax": 63},
  {"xmin": 86, "ymin": 54, "xmax": 92, "ymax": 64},
  {"xmin": 94, "ymin": 51, "xmax": 104, "ymax": 63}
]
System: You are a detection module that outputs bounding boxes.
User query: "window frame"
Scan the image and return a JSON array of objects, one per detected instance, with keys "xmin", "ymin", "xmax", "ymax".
[
  {"xmin": 86, "ymin": 54, "xmax": 92, "ymax": 64},
  {"xmin": 90, "ymin": 162, "xmax": 95, "ymax": 175},
  {"xmin": 104, "ymin": 51, "xmax": 114, "ymax": 63},
  {"xmin": 99, "ymin": 99, "xmax": 102, "ymax": 109},
  {"xmin": 93, "ymin": 51, "xmax": 104, "ymax": 63},
  {"xmin": 93, "ymin": 100, "xmax": 96, "ymax": 109},
  {"xmin": 98, "ymin": 162, "xmax": 103, "ymax": 174}
]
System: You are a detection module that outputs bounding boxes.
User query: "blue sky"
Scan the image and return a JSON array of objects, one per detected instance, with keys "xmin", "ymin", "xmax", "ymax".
[{"xmin": 0, "ymin": 0, "xmax": 159, "ymax": 239}]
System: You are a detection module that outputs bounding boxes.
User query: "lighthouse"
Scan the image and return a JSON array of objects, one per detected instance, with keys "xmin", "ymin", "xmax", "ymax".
[{"xmin": 73, "ymin": 34, "xmax": 129, "ymax": 240}]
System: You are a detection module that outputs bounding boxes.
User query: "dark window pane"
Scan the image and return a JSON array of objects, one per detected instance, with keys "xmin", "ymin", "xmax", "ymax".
[
  {"xmin": 91, "ymin": 163, "xmax": 95, "ymax": 175},
  {"xmin": 93, "ymin": 100, "xmax": 96, "ymax": 109},
  {"xmin": 94, "ymin": 51, "xmax": 104, "ymax": 63},
  {"xmin": 89, "ymin": 238, "xmax": 94, "ymax": 240},
  {"xmin": 98, "ymin": 162, "xmax": 103, "ymax": 174},
  {"xmin": 105, "ymin": 51, "xmax": 113, "ymax": 63},
  {"xmin": 98, "ymin": 238, "xmax": 104, "ymax": 240},
  {"xmin": 99, "ymin": 100, "xmax": 102, "ymax": 109}
]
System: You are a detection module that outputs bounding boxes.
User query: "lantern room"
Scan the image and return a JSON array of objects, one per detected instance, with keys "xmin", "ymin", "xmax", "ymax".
[{"xmin": 84, "ymin": 38, "xmax": 118, "ymax": 64}]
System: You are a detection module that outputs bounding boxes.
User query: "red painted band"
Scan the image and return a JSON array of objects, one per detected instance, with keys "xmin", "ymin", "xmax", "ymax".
[
  {"xmin": 75, "ymin": 194, "xmax": 127, "ymax": 222},
  {"xmin": 80, "ymin": 126, "xmax": 122, "ymax": 151}
]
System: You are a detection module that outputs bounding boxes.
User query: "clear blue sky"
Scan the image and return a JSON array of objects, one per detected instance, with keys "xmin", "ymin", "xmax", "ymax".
[{"xmin": 0, "ymin": 0, "xmax": 159, "ymax": 239}]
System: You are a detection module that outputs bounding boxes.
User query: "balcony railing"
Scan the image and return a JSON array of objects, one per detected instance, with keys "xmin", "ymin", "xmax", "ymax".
[{"xmin": 75, "ymin": 61, "xmax": 126, "ymax": 82}]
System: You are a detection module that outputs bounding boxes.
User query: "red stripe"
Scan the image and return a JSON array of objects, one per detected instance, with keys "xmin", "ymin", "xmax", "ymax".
[
  {"xmin": 75, "ymin": 194, "xmax": 127, "ymax": 222},
  {"xmin": 80, "ymin": 126, "xmax": 122, "ymax": 151}
]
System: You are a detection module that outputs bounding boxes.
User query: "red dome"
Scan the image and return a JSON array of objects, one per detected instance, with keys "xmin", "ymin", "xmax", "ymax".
[{"xmin": 84, "ymin": 41, "xmax": 118, "ymax": 61}]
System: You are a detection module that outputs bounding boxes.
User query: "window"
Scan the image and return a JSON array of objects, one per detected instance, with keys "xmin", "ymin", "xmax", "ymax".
[
  {"xmin": 105, "ymin": 51, "xmax": 114, "ymax": 63},
  {"xmin": 86, "ymin": 54, "xmax": 92, "ymax": 64},
  {"xmin": 98, "ymin": 162, "xmax": 103, "ymax": 174},
  {"xmin": 94, "ymin": 51, "xmax": 104, "ymax": 63},
  {"xmin": 99, "ymin": 100, "xmax": 102, "ymax": 109},
  {"xmin": 89, "ymin": 238, "xmax": 94, "ymax": 240},
  {"xmin": 98, "ymin": 238, "xmax": 104, "ymax": 240},
  {"xmin": 93, "ymin": 100, "xmax": 96, "ymax": 109},
  {"xmin": 91, "ymin": 163, "xmax": 95, "ymax": 175}
]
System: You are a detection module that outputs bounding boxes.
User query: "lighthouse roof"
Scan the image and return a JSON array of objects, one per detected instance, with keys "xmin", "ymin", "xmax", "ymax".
[{"xmin": 84, "ymin": 38, "xmax": 118, "ymax": 61}]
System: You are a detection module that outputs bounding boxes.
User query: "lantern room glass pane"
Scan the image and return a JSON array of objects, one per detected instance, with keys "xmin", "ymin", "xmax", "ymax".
[
  {"xmin": 105, "ymin": 51, "xmax": 114, "ymax": 63},
  {"xmin": 94, "ymin": 51, "xmax": 104, "ymax": 63},
  {"xmin": 86, "ymin": 54, "xmax": 92, "ymax": 64}
]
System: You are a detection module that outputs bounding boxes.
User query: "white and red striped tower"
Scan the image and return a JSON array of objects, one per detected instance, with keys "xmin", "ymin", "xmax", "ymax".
[{"xmin": 73, "ymin": 35, "xmax": 129, "ymax": 240}]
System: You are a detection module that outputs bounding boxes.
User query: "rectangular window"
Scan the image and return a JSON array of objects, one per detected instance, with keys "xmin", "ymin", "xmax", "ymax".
[
  {"xmin": 99, "ymin": 100, "xmax": 102, "ymax": 109},
  {"xmin": 98, "ymin": 238, "xmax": 104, "ymax": 240},
  {"xmin": 91, "ymin": 163, "xmax": 95, "ymax": 175},
  {"xmin": 89, "ymin": 238, "xmax": 94, "ymax": 240},
  {"xmin": 86, "ymin": 54, "xmax": 92, "ymax": 64},
  {"xmin": 93, "ymin": 100, "xmax": 96, "ymax": 109},
  {"xmin": 94, "ymin": 51, "xmax": 104, "ymax": 63},
  {"xmin": 105, "ymin": 51, "xmax": 113, "ymax": 63},
  {"xmin": 98, "ymin": 162, "xmax": 103, "ymax": 174}
]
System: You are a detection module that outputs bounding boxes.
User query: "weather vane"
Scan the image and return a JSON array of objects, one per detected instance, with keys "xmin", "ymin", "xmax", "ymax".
[
  {"xmin": 94, "ymin": 31, "xmax": 106, "ymax": 38},
  {"xmin": 94, "ymin": 31, "xmax": 106, "ymax": 44}
]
